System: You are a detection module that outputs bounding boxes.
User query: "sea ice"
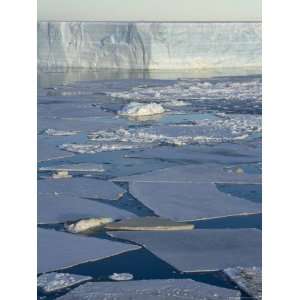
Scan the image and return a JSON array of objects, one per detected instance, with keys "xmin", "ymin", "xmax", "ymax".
[
  {"xmin": 56, "ymin": 279, "xmax": 240, "ymax": 300},
  {"xmin": 128, "ymin": 182, "xmax": 261, "ymax": 221},
  {"xmin": 38, "ymin": 139, "xmax": 74, "ymax": 162},
  {"xmin": 104, "ymin": 216, "xmax": 194, "ymax": 231},
  {"xmin": 38, "ymin": 272, "xmax": 92, "ymax": 294},
  {"xmin": 38, "ymin": 193, "xmax": 135, "ymax": 224},
  {"xmin": 109, "ymin": 273, "xmax": 134, "ymax": 281},
  {"xmin": 114, "ymin": 163, "xmax": 261, "ymax": 184},
  {"xmin": 65, "ymin": 217, "xmax": 114, "ymax": 233},
  {"xmin": 39, "ymin": 163, "xmax": 105, "ymax": 173},
  {"xmin": 109, "ymin": 229, "xmax": 261, "ymax": 272},
  {"xmin": 38, "ymin": 177, "xmax": 125, "ymax": 200},
  {"xmin": 224, "ymin": 267, "xmax": 262, "ymax": 299},
  {"xmin": 118, "ymin": 102, "xmax": 165, "ymax": 117},
  {"xmin": 38, "ymin": 228, "xmax": 140, "ymax": 274}
]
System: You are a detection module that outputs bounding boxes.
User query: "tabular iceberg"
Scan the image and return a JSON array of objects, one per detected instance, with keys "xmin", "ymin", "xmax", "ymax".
[{"xmin": 38, "ymin": 22, "xmax": 261, "ymax": 70}]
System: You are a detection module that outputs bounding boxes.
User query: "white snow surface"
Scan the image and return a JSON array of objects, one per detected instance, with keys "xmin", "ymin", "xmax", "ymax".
[
  {"xmin": 65, "ymin": 217, "xmax": 114, "ymax": 233},
  {"xmin": 38, "ymin": 228, "xmax": 140, "ymax": 274},
  {"xmin": 57, "ymin": 279, "xmax": 240, "ymax": 300},
  {"xmin": 118, "ymin": 102, "xmax": 165, "ymax": 117},
  {"xmin": 38, "ymin": 272, "xmax": 92, "ymax": 294},
  {"xmin": 109, "ymin": 229, "xmax": 262, "ymax": 272},
  {"xmin": 38, "ymin": 22, "xmax": 261, "ymax": 70}
]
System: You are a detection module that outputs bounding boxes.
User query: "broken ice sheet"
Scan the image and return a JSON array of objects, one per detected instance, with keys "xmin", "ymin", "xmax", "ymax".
[
  {"xmin": 56, "ymin": 279, "xmax": 241, "ymax": 300},
  {"xmin": 38, "ymin": 177, "xmax": 125, "ymax": 200},
  {"xmin": 38, "ymin": 193, "xmax": 135, "ymax": 224},
  {"xmin": 38, "ymin": 138, "xmax": 74, "ymax": 162},
  {"xmin": 114, "ymin": 163, "xmax": 261, "ymax": 184},
  {"xmin": 37, "ymin": 272, "xmax": 92, "ymax": 294},
  {"xmin": 224, "ymin": 267, "xmax": 262, "ymax": 300},
  {"xmin": 129, "ymin": 182, "xmax": 261, "ymax": 221},
  {"xmin": 109, "ymin": 229, "xmax": 261, "ymax": 272},
  {"xmin": 38, "ymin": 228, "xmax": 140, "ymax": 274}
]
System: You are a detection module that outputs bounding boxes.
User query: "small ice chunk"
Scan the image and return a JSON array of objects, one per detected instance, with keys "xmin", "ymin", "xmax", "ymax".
[
  {"xmin": 164, "ymin": 100, "xmax": 190, "ymax": 107},
  {"xmin": 38, "ymin": 272, "xmax": 92, "ymax": 294},
  {"xmin": 105, "ymin": 216, "xmax": 194, "ymax": 231},
  {"xmin": 118, "ymin": 102, "xmax": 165, "ymax": 117},
  {"xmin": 45, "ymin": 129, "xmax": 80, "ymax": 136},
  {"xmin": 224, "ymin": 267, "xmax": 262, "ymax": 300},
  {"xmin": 52, "ymin": 170, "xmax": 72, "ymax": 179},
  {"xmin": 109, "ymin": 273, "xmax": 134, "ymax": 281},
  {"xmin": 65, "ymin": 217, "xmax": 114, "ymax": 233}
]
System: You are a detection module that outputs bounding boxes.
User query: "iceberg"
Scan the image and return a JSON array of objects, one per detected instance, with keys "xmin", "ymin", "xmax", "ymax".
[
  {"xmin": 118, "ymin": 102, "xmax": 165, "ymax": 117},
  {"xmin": 38, "ymin": 22, "xmax": 261, "ymax": 70}
]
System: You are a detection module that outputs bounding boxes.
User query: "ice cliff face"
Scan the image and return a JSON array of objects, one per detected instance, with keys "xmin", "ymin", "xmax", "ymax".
[{"xmin": 38, "ymin": 22, "xmax": 261, "ymax": 70}]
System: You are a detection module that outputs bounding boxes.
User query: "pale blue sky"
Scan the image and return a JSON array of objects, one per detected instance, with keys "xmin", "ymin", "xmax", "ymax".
[{"xmin": 38, "ymin": 0, "xmax": 261, "ymax": 21}]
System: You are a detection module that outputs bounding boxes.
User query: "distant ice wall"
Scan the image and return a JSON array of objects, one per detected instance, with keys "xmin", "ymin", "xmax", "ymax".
[{"xmin": 38, "ymin": 22, "xmax": 261, "ymax": 70}]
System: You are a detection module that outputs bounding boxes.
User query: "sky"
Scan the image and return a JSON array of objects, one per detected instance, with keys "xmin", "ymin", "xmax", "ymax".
[{"xmin": 38, "ymin": 0, "xmax": 261, "ymax": 22}]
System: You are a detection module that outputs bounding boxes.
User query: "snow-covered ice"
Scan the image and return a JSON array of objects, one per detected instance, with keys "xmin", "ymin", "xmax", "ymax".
[
  {"xmin": 118, "ymin": 102, "xmax": 165, "ymax": 117},
  {"xmin": 38, "ymin": 228, "xmax": 140, "ymax": 274},
  {"xmin": 38, "ymin": 193, "xmax": 135, "ymax": 224},
  {"xmin": 56, "ymin": 279, "xmax": 240, "ymax": 300},
  {"xmin": 44, "ymin": 129, "xmax": 80, "ymax": 136},
  {"xmin": 109, "ymin": 229, "xmax": 261, "ymax": 272},
  {"xmin": 129, "ymin": 182, "xmax": 261, "ymax": 221},
  {"xmin": 38, "ymin": 272, "xmax": 92, "ymax": 294},
  {"xmin": 65, "ymin": 217, "xmax": 114, "ymax": 233},
  {"xmin": 38, "ymin": 177, "xmax": 125, "ymax": 200},
  {"xmin": 224, "ymin": 267, "xmax": 262, "ymax": 299}
]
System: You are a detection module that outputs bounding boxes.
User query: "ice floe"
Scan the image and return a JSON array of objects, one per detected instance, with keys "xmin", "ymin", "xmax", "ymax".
[
  {"xmin": 38, "ymin": 193, "xmax": 135, "ymax": 224},
  {"xmin": 109, "ymin": 229, "xmax": 261, "ymax": 272},
  {"xmin": 38, "ymin": 177, "xmax": 125, "ymax": 200},
  {"xmin": 109, "ymin": 273, "xmax": 134, "ymax": 281},
  {"xmin": 52, "ymin": 170, "xmax": 72, "ymax": 179},
  {"xmin": 118, "ymin": 102, "xmax": 165, "ymax": 117},
  {"xmin": 39, "ymin": 163, "xmax": 105, "ymax": 173},
  {"xmin": 56, "ymin": 279, "xmax": 240, "ymax": 300},
  {"xmin": 38, "ymin": 272, "xmax": 92, "ymax": 294},
  {"xmin": 44, "ymin": 129, "xmax": 80, "ymax": 136},
  {"xmin": 114, "ymin": 163, "xmax": 261, "ymax": 184},
  {"xmin": 38, "ymin": 139, "xmax": 74, "ymax": 162},
  {"xmin": 105, "ymin": 217, "xmax": 194, "ymax": 231},
  {"xmin": 38, "ymin": 228, "xmax": 140, "ymax": 273},
  {"xmin": 128, "ymin": 182, "xmax": 261, "ymax": 221},
  {"xmin": 65, "ymin": 217, "xmax": 114, "ymax": 233},
  {"xmin": 224, "ymin": 267, "xmax": 262, "ymax": 299}
]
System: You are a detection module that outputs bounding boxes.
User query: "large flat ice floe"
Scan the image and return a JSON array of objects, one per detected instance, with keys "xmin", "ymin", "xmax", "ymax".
[
  {"xmin": 114, "ymin": 163, "xmax": 261, "ymax": 184},
  {"xmin": 56, "ymin": 279, "xmax": 241, "ymax": 300},
  {"xmin": 109, "ymin": 229, "xmax": 261, "ymax": 272},
  {"xmin": 118, "ymin": 102, "xmax": 165, "ymax": 117},
  {"xmin": 38, "ymin": 193, "xmax": 135, "ymax": 224},
  {"xmin": 38, "ymin": 22, "xmax": 261, "ymax": 70},
  {"xmin": 38, "ymin": 177, "xmax": 125, "ymax": 200},
  {"xmin": 128, "ymin": 182, "xmax": 261, "ymax": 221},
  {"xmin": 38, "ymin": 228, "xmax": 140, "ymax": 274},
  {"xmin": 38, "ymin": 272, "xmax": 92, "ymax": 294}
]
